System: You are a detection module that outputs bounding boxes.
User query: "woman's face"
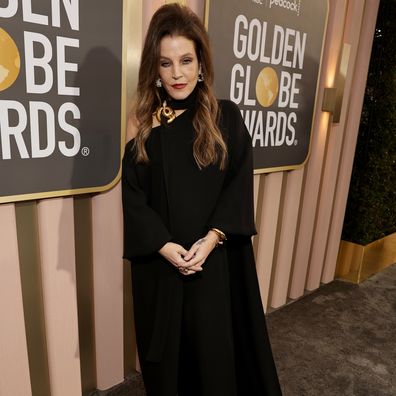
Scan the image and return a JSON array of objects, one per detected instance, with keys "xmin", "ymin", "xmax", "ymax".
[{"xmin": 158, "ymin": 35, "xmax": 200, "ymax": 101}]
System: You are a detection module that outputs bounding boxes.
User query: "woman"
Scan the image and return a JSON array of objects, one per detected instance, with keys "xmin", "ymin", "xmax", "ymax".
[{"xmin": 122, "ymin": 4, "xmax": 282, "ymax": 396}]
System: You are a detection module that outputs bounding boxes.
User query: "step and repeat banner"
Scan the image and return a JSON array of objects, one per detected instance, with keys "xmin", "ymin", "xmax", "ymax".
[
  {"xmin": 0, "ymin": 0, "xmax": 328, "ymax": 202},
  {"xmin": 0, "ymin": 0, "xmax": 125, "ymax": 203},
  {"xmin": 207, "ymin": 0, "xmax": 328, "ymax": 172}
]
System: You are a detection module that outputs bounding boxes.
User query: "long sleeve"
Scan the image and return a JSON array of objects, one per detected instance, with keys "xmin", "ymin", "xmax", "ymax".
[
  {"xmin": 122, "ymin": 141, "xmax": 172, "ymax": 260},
  {"xmin": 207, "ymin": 100, "xmax": 257, "ymax": 237}
]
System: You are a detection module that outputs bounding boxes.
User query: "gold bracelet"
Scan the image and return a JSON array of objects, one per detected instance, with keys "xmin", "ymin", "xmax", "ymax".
[{"xmin": 210, "ymin": 228, "xmax": 227, "ymax": 245}]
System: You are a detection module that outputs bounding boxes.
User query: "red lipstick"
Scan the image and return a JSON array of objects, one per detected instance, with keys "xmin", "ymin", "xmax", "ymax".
[{"xmin": 172, "ymin": 83, "xmax": 187, "ymax": 89}]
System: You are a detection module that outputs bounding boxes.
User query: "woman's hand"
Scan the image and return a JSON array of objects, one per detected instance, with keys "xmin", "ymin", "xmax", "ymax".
[
  {"xmin": 181, "ymin": 230, "xmax": 220, "ymax": 273},
  {"xmin": 159, "ymin": 231, "xmax": 220, "ymax": 276},
  {"xmin": 159, "ymin": 242, "xmax": 204, "ymax": 276},
  {"xmin": 159, "ymin": 242, "xmax": 189, "ymax": 269}
]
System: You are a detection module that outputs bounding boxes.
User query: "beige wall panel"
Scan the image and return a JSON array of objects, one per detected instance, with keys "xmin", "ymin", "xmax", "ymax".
[
  {"xmin": 91, "ymin": 184, "xmax": 124, "ymax": 390},
  {"xmin": 37, "ymin": 198, "xmax": 82, "ymax": 395},
  {"xmin": 289, "ymin": 0, "xmax": 347, "ymax": 299},
  {"xmin": 306, "ymin": 0, "xmax": 365, "ymax": 291},
  {"xmin": 289, "ymin": 115, "xmax": 330, "ymax": 298},
  {"xmin": 255, "ymin": 173, "xmax": 284, "ymax": 311},
  {"xmin": 0, "ymin": 204, "xmax": 32, "ymax": 396},
  {"xmin": 270, "ymin": 169, "xmax": 304, "ymax": 308},
  {"xmin": 322, "ymin": 0, "xmax": 380, "ymax": 283}
]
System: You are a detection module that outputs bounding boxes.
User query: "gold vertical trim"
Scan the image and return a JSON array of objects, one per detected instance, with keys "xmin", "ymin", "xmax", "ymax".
[
  {"xmin": 120, "ymin": 0, "xmax": 128, "ymax": 151},
  {"xmin": 15, "ymin": 201, "xmax": 51, "ymax": 396},
  {"xmin": 73, "ymin": 196, "xmax": 96, "ymax": 393},
  {"xmin": 124, "ymin": 0, "xmax": 143, "ymax": 142},
  {"xmin": 124, "ymin": 261, "xmax": 137, "ymax": 374},
  {"xmin": 204, "ymin": 0, "xmax": 210, "ymax": 30},
  {"xmin": 123, "ymin": 0, "xmax": 142, "ymax": 374}
]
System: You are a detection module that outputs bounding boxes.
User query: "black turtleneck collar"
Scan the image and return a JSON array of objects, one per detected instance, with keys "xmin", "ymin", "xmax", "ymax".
[{"xmin": 162, "ymin": 86, "xmax": 198, "ymax": 110}]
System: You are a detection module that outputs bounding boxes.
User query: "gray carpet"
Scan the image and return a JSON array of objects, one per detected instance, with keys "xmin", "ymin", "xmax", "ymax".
[
  {"xmin": 97, "ymin": 264, "xmax": 396, "ymax": 395},
  {"xmin": 268, "ymin": 263, "xmax": 396, "ymax": 396}
]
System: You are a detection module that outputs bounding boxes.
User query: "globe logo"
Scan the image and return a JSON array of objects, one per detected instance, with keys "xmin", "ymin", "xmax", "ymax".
[
  {"xmin": 255, "ymin": 67, "xmax": 279, "ymax": 107},
  {"xmin": 0, "ymin": 28, "xmax": 21, "ymax": 92}
]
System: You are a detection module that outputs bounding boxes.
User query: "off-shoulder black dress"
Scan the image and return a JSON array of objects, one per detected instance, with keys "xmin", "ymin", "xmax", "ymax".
[{"xmin": 122, "ymin": 98, "xmax": 282, "ymax": 396}]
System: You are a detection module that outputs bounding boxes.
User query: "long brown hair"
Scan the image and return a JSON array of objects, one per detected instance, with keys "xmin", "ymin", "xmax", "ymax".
[{"xmin": 133, "ymin": 3, "xmax": 227, "ymax": 169}]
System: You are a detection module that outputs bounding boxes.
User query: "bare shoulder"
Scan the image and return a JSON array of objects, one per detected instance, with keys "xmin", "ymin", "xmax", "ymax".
[
  {"xmin": 152, "ymin": 113, "xmax": 161, "ymax": 128},
  {"xmin": 127, "ymin": 99, "xmax": 160, "ymax": 142}
]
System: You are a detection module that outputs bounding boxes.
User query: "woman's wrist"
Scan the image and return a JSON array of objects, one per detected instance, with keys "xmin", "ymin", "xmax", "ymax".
[
  {"xmin": 207, "ymin": 228, "xmax": 227, "ymax": 248},
  {"xmin": 210, "ymin": 228, "xmax": 227, "ymax": 245},
  {"xmin": 206, "ymin": 230, "xmax": 220, "ymax": 248}
]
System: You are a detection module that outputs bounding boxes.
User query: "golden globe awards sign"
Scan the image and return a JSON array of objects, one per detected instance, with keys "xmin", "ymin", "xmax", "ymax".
[
  {"xmin": 207, "ymin": 0, "xmax": 328, "ymax": 172},
  {"xmin": 0, "ymin": 0, "xmax": 124, "ymax": 203}
]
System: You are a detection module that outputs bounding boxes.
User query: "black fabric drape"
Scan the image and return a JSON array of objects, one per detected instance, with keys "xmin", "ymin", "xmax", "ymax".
[
  {"xmin": 122, "ymin": 145, "xmax": 172, "ymax": 257},
  {"xmin": 122, "ymin": 100, "xmax": 282, "ymax": 396},
  {"xmin": 207, "ymin": 100, "xmax": 257, "ymax": 237}
]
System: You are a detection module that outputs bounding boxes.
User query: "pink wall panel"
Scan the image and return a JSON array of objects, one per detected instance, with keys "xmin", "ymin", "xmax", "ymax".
[
  {"xmin": 0, "ymin": 204, "xmax": 32, "ymax": 396},
  {"xmin": 187, "ymin": 0, "xmax": 205, "ymax": 17},
  {"xmin": 255, "ymin": 173, "xmax": 284, "ymax": 310},
  {"xmin": 307, "ymin": 0, "xmax": 365, "ymax": 291},
  {"xmin": 143, "ymin": 0, "xmax": 166, "ymax": 36},
  {"xmin": 322, "ymin": 0, "xmax": 380, "ymax": 283},
  {"xmin": 270, "ymin": 169, "xmax": 304, "ymax": 308},
  {"xmin": 92, "ymin": 184, "xmax": 125, "ymax": 390},
  {"xmin": 289, "ymin": 0, "xmax": 347, "ymax": 299},
  {"xmin": 37, "ymin": 198, "xmax": 82, "ymax": 395}
]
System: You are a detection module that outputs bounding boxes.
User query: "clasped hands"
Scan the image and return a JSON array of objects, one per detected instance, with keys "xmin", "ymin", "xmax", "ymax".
[{"xmin": 159, "ymin": 230, "xmax": 220, "ymax": 276}]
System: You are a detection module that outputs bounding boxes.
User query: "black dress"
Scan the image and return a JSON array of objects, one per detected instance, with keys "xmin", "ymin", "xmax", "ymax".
[{"xmin": 122, "ymin": 98, "xmax": 282, "ymax": 396}]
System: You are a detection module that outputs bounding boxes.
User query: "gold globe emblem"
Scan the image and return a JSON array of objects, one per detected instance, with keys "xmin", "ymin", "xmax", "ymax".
[
  {"xmin": 255, "ymin": 67, "xmax": 279, "ymax": 107},
  {"xmin": 0, "ymin": 28, "xmax": 21, "ymax": 92}
]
